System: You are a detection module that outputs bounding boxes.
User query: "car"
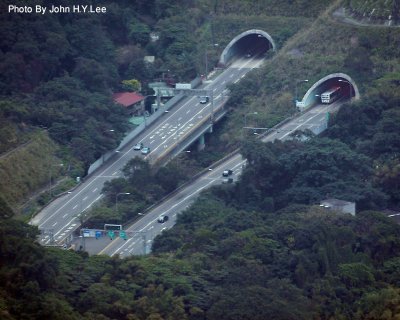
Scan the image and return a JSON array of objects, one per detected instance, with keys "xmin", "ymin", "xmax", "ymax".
[
  {"xmin": 222, "ymin": 169, "xmax": 233, "ymax": 177},
  {"xmin": 134, "ymin": 142, "xmax": 143, "ymax": 150},
  {"xmin": 222, "ymin": 177, "xmax": 234, "ymax": 184},
  {"xmin": 199, "ymin": 96, "xmax": 209, "ymax": 104},
  {"xmin": 141, "ymin": 147, "xmax": 150, "ymax": 155},
  {"xmin": 157, "ymin": 215, "xmax": 169, "ymax": 223}
]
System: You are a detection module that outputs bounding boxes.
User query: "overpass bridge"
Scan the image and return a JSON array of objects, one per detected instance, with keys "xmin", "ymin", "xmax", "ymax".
[{"xmin": 32, "ymin": 27, "xmax": 360, "ymax": 249}]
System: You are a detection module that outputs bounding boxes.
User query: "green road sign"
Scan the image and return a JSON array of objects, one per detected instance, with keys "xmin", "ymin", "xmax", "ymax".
[
  {"xmin": 120, "ymin": 230, "xmax": 127, "ymax": 240},
  {"xmin": 108, "ymin": 230, "xmax": 115, "ymax": 240}
]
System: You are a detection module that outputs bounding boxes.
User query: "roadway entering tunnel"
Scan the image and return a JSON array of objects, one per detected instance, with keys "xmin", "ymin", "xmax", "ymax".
[
  {"xmin": 219, "ymin": 29, "xmax": 276, "ymax": 66},
  {"xmin": 298, "ymin": 73, "xmax": 360, "ymax": 111}
]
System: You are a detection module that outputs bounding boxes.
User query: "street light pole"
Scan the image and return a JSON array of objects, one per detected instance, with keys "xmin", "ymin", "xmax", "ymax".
[
  {"xmin": 205, "ymin": 43, "xmax": 219, "ymax": 80},
  {"xmin": 102, "ymin": 129, "xmax": 115, "ymax": 164},
  {"xmin": 243, "ymin": 112, "xmax": 258, "ymax": 138},
  {"xmin": 244, "ymin": 112, "xmax": 258, "ymax": 128},
  {"xmin": 142, "ymin": 95, "xmax": 155, "ymax": 127},
  {"xmin": 49, "ymin": 163, "xmax": 64, "ymax": 197},
  {"xmin": 210, "ymin": 89, "xmax": 214, "ymax": 124},
  {"xmin": 115, "ymin": 192, "xmax": 131, "ymax": 213},
  {"xmin": 295, "ymin": 79, "xmax": 309, "ymax": 108}
]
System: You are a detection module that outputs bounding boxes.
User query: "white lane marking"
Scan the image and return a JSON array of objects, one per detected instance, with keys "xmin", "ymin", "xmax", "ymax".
[
  {"xmin": 267, "ymin": 104, "xmax": 332, "ymax": 141},
  {"xmin": 150, "ymin": 140, "xmax": 155, "ymax": 144},
  {"xmin": 92, "ymin": 188, "xmax": 98, "ymax": 193},
  {"xmin": 83, "ymin": 195, "xmax": 102, "ymax": 211},
  {"xmin": 53, "ymin": 195, "xmax": 102, "ymax": 241},
  {"xmin": 83, "ymin": 196, "xmax": 88, "ymax": 201},
  {"xmin": 112, "ymin": 171, "xmax": 118, "ymax": 176},
  {"xmin": 73, "ymin": 205, "xmax": 78, "ymax": 210},
  {"xmin": 62, "ymin": 213, "xmax": 68, "ymax": 218},
  {"xmin": 186, "ymin": 110, "xmax": 191, "ymax": 114},
  {"xmin": 36, "ymin": 60, "xmax": 259, "ymax": 229},
  {"xmin": 52, "ymin": 222, "xmax": 58, "ymax": 227}
]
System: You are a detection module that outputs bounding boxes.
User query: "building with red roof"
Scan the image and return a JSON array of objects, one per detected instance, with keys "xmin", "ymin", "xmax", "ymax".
[{"xmin": 112, "ymin": 92, "xmax": 145, "ymax": 116}]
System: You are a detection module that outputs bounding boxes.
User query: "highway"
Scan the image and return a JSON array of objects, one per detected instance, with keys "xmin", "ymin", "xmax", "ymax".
[
  {"xmin": 30, "ymin": 55, "xmax": 265, "ymax": 246},
  {"xmin": 97, "ymin": 99, "xmax": 344, "ymax": 257}
]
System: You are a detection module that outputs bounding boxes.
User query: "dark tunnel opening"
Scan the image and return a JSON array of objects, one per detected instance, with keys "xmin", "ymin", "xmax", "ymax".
[{"xmin": 225, "ymin": 33, "xmax": 273, "ymax": 63}]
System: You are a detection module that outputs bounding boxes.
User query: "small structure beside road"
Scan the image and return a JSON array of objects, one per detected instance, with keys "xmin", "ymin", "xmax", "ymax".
[
  {"xmin": 320, "ymin": 198, "xmax": 356, "ymax": 216},
  {"xmin": 113, "ymin": 92, "xmax": 145, "ymax": 116}
]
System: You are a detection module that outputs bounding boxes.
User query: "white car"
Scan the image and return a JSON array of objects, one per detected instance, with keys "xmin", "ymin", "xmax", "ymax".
[
  {"xmin": 199, "ymin": 96, "xmax": 209, "ymax": 104},
  {"xmin": 141, "ymin": 147, "xmax": 150, "ymax": 155},
  {"xmin": 134, "ymin": 142, "xmax": 143, "ymax": 150},
  {"xmin": 157, "ymin": 215, "xmax": 169, "ymax": 223}
]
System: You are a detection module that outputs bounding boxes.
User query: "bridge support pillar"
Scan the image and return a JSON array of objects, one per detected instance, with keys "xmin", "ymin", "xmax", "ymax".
[{"xmin": 197, "ymin": 134, "xmax": 205, "ymax": 151}]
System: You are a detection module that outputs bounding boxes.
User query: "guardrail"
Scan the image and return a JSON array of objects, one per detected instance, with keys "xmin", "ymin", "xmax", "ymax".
[
  {"xmin": 150, "ymin": 96, "xmax": 230, "ymax": 167},
  {"xmin": 121, "ymin": 103, "xmax": 328, "ymax": 230},
  {"xmin": 88, "ymin": 77, "xmax": 204, "ymax": 175}
]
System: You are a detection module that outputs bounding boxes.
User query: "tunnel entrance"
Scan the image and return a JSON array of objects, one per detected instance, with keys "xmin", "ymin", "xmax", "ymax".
[
  {"xmin": 299, "ymin": 73, "xmax": 360, "ymax": 110},
  {"xmin": 219, "ymin": 29, "xmax": 276, "ymax": 66}
]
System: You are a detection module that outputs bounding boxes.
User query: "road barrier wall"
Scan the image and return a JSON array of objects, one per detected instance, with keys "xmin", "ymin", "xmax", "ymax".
[{"xmin": 88, "ymin": 77, "xmax": 203, "ymax": 175}]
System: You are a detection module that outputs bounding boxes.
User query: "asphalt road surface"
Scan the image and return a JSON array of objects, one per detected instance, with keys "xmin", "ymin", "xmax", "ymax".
[
  {"xmin": 30, "ymin": 55, "xmax": 265, "ymax": 246},
  {"xmin": 96, "ymin": 99, "xmax": 344, "ymax": 257}
]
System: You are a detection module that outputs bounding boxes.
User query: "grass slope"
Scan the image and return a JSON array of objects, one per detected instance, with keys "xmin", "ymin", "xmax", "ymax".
[{"xmin": 0, "ymin": 131, "xmax": 60, "ymax": 210}]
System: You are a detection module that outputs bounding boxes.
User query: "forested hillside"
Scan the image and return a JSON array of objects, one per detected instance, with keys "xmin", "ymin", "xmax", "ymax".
[
  {"xmin": 0, "ymin": 0, "xmax": 332, "ymax": 211},
  {"xmin": 1, "ymin": 0, "xmax": 400, "ymax": 319},
  {"xmin": 1, "ymin": 196, "xmax": 400, "ymax": 319}
]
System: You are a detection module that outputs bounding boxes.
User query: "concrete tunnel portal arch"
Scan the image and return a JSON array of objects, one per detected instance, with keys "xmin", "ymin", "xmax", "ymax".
[
  {"xmin": 299, "ymin": 73, "xmax": 360, "ymax": 109},
  {"xmin": 219, "ymin": 29, "xmax": 276, "ymax": 66}
]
